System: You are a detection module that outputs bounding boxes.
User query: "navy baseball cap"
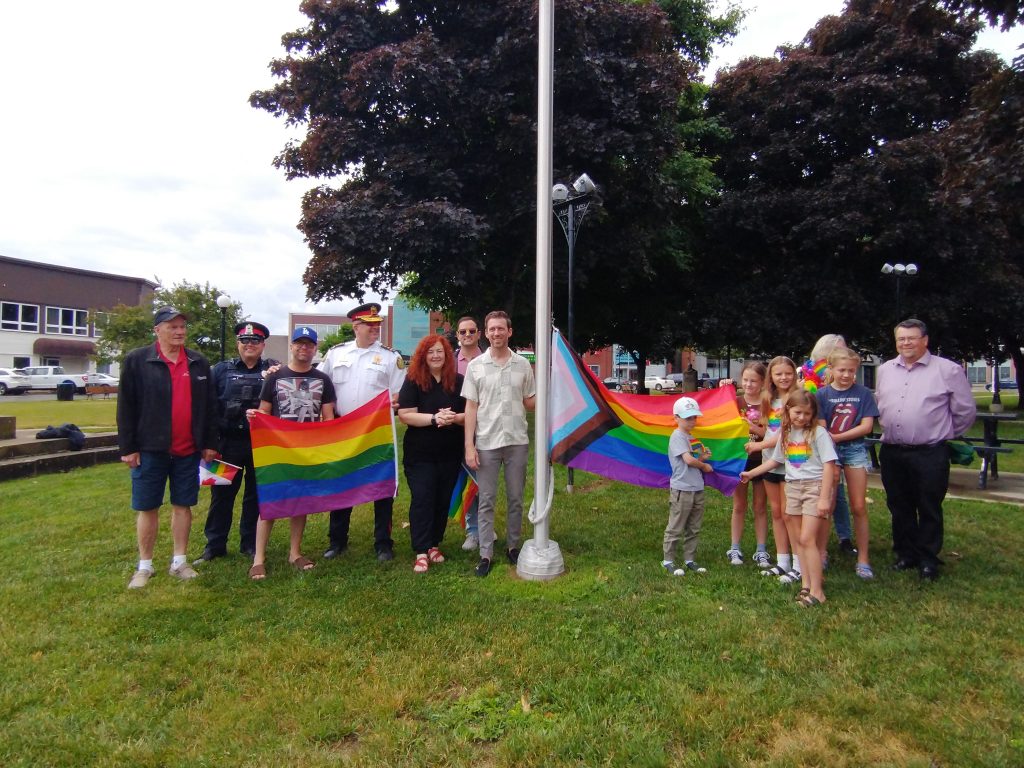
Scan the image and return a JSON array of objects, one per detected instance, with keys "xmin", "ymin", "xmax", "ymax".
[{"xmin": 154, "ymin": 306, "xmax": 187, "ymax": 325}]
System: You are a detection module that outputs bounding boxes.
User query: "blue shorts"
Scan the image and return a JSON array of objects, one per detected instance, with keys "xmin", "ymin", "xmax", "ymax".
[
  {"xmin": 835, "ymin": 441, "xmax": 871, "ymax": 469},
  {"xmin": 131, "ymin": 451, "xmax": 200, "ymax": 511}
]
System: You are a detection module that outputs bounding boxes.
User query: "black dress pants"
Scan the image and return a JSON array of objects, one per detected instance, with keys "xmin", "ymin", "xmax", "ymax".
[
  {"xmin": 328, "ymin": 498, "xmax": 394, "ymax": 553},
  {"xmin": 405, "ymin": 460, "xmax": 460, "ymax": 554},
  {"xmin": 879, "ymin": 443, "xmax": 949, "ymax": 567}
]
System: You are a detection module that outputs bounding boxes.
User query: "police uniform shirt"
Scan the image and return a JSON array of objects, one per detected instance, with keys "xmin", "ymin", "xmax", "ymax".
[
  {"xmin": 213, "ymin": 357, "xmax": 277, "ymax": 432},
  {"xmin": 319, "ymin": 340, "xmax": 406, "ymax": 417}
]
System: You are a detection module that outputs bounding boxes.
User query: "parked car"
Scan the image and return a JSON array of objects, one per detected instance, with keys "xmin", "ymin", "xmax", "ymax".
[
  {"xmin": 668, "ymin": 373, "xmax": 685, "ymax": 389},
  {"xmin": 644, "ymin": 375, "xmax": 673, "ymax": 391},
  {"xmin": 83, "ymin": 373, "xmax": 118, "ymax": 385},
  {"xmin": 0, "ymin": 367, "xmax": 31, "ymax": 395},
  {"xmin": 986, "ymin": 379, "xmax": 1018, "ymax": 391},
  {"xmin": 602, "ymin": 376, "xmax": 636, "ymax": 392},
  {"xmin": 19, "ymin": 365, "xmax": 90, "ymax": 393}
]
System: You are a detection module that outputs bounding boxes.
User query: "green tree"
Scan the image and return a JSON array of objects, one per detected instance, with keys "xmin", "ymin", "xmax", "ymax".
[
  {"xmin": 91, "ymin": 281, "xmax": 245, "ymax": 365},
  {"xmin": 252, "ymin": 0, "xmax": 737, "ymax": 383},
  {"xmin": 318, "ymin": 324, "xmax": 354, "ymax": 356},
  {"xmin": 699, "ymin": 0, "xmax": 1000, "ymax": 357}
]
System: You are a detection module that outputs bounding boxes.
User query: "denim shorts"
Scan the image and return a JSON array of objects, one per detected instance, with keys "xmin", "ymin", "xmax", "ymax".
[
  {"xmin": 131, "ymin": 451, "xmax": 200, "ymax": 511},
  {"xmin": 835, "ymin": 441, "xmax": 871, "ymax": 469}
]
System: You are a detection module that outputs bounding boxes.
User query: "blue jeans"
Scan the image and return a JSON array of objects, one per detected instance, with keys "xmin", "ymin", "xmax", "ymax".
[
  {"xmin": 464, "ymin": 498, "xmax": 479, "ymax": 537},
  {"xmin": 131, "ymin": 451, "xmax": 200, "ymax": 511}
]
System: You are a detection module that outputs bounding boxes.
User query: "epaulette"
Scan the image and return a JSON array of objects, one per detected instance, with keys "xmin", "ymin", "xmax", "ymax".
[{"xmin": 380, "ymin": 345, "xmax": 405, "ymax": 369}]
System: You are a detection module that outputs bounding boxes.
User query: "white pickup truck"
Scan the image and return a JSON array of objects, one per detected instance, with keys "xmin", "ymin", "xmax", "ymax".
[{"xmin": 19, "ymin": 366, "xmax": 90, "ymax": 393}]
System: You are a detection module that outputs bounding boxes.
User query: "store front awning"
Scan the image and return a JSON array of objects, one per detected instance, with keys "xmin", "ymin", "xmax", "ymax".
[{"xmin": 33, "ymin": 338, "xmax": 96, "ymax": 357}]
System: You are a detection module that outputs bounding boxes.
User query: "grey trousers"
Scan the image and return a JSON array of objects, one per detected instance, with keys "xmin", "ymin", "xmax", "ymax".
[
  {"xmin": 663, "ymin": 489, "xmax": 705, "ymax": 563},
  {"xmin": 476, "ymin": 443, "xmax": 529, "ymax": 559}
]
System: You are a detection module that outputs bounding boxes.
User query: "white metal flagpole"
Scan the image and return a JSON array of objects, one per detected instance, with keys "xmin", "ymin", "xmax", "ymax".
[{"xmin": 517, "ymin": 0, "xmax": 565, "ymax": 580}]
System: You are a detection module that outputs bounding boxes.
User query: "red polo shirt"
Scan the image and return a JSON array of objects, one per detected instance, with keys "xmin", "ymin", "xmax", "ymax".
[{"xmin": 157, "ymin": 344, "xmax": 196, "ymax": 456}]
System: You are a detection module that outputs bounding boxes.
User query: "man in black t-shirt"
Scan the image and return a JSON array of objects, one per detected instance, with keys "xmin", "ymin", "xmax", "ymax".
[{"xmin": 246, "ymin": 327, "xmax": 337, "ymax": 580}]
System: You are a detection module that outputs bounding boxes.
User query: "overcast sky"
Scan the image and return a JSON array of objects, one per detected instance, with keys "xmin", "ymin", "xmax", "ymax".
[{"xmin": 1, "ymin": 2, "xmax": 1019, "ymax": 333}]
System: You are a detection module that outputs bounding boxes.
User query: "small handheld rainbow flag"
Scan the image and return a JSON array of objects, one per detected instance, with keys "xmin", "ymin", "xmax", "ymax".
[
  {"xmin": 448, "ymin": 464, "xmax": 479, "ymax": 529},
  {"xmin": 199, "ymin": 458, "xmax": 241, "ymax": 486}
]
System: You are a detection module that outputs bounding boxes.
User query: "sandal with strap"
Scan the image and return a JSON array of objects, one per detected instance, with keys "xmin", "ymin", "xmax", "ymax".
[
  {"xmin": 795, "ymin": 587, "xmax": 811, "ymax": 601},
  {"xmin": 290, "ymin": 556, "xmax": 315, "ymax": 571},
  {"xmin": 798, "ymin": 594, "xmax": 823, "ymax": 608},
  {"xmin": 779, "ymin": 569, "xmax": 802, "ymax": 584},
  {"xmin": 760, "ymin": 564, "xmax": 788, "ymax": 577},
  {"xmin": 427, "ymin": 547, "xmax": 445, "ymax": 564},
  {"xmin": 413, "ymin": 554, "xmax": 429, "ymax": 573},
  {"xmin": 248, "ymin": 563, "xmax": 266, "ymax": 580},
  {"xmin": 856, "ymin": 563, "xmax": 875, "ymax": 580}
]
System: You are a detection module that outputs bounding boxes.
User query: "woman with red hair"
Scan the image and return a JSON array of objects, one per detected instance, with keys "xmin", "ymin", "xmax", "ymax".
[{"xmin": 397, "ymin": 334, "xmax": 466, "ymax": 572}]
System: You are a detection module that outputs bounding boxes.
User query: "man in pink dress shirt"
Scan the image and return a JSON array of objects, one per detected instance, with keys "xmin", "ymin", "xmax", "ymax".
[{"xmin": 875, "ymin": 319, "xmax": 976, "ymax": 581}]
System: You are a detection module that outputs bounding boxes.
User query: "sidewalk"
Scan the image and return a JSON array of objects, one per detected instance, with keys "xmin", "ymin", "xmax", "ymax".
[{"xmin": 866, "ymin": 466, "xmax": 1024, "ymax": 506}]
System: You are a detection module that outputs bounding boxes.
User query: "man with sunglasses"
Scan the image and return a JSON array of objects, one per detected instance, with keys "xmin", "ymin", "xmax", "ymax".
[
  {"xmin": 196, "ymin": 320, "xmax": 279, "ymax": 563},
  {"xmin": 454, "ymin": 316, "xmax": 483, "ymax": 551}
]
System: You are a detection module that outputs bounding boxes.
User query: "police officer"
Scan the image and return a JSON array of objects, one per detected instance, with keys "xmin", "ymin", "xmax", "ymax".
[
  {"xmin": 319, "ymin": 303, "xmax": 406, "ymax": 561},
  {"xmin": 195, "ymin": 321, "xmax": 279, "ymax": 562}
]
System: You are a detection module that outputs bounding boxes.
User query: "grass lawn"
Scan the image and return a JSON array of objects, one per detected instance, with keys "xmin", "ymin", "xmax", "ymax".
[
  {"xmin": 2, "ymin": 454, "xmax": 1023, "ymax": 766},
  {"xmin": 0, "ymin": 398, "xmax": 117, "ymax": 432}
]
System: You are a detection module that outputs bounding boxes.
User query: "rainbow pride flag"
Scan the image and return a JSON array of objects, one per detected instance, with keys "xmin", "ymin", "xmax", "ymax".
[
  {"xmin": 448, "ymin": 464, "xmax": 479, "ymax": 528},
  {"xmin": 198, "ymin": 458, "xmax": 240, "ymax": 486},
  {"xmin": 549, "ymin": 330, "xmax": 746, "ymax": 495},
  {"xmin": 249, "ymin": 391, "xmax": 398, "ymax": 520}
]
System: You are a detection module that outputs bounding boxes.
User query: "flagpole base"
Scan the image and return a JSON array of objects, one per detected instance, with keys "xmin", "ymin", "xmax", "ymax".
[{"xmin": 516, "ymin": 538, "xmax": 565, "ymax": 581}]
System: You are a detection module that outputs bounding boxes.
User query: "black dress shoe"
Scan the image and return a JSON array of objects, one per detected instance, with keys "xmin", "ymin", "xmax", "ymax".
[
  {"xmin": 919, "ymin": 564, "xmax": 939, "ymax": 581},
  {"xmin": 240, "ymin": 546, "xmax": 255, "ymax": 558},
  {"xmin": 475, "ymin": 558, "xmax": 492, "ymax": 577},
  {"xmin": 192, "ymin": 549, "xmax": 226, "ymax": 565},
  {"xmin": 323, "ymin": 544, "xmax": 348, "ymax": 559},
  {"xmin": 506, "ymin": 547, "xmax": 520, "ymax": 565},
  {"xmin": 376, "ymin": 548, "xmax": 394, "ymax": 562},
  {"xmin": 839, "ymin": 538, "xmax": 857, "ymax": 555},
  {"xmin": 891, "ymin": 558, "xmax": 918, "ymax": 571}
]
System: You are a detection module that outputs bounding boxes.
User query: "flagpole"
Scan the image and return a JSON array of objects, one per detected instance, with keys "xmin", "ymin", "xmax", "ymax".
[{"xmin": 517, "ymin": 0, "xmax": 564, "ymax": 581}]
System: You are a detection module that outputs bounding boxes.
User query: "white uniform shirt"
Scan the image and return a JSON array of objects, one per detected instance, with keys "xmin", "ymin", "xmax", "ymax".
[{"xmin": 318, "ymin": 340, "xmax": 406, "ymax": 417}]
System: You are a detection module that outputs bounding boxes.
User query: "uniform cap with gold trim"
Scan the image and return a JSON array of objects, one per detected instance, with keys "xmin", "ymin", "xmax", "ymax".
[{"xmin": 348, "ymin": 302, "xmax": 383, "ymax": 323}]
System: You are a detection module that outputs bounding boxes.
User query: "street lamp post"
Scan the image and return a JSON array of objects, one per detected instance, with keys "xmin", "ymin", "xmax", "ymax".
[
  {"xmin": 881, "ymin": 262, "xmax": 918, "ymax": 322},
  {"xmin": 216, "ymin": 293, "xmax": 232, "ymax": 363},
  {"xmin": 553, "ymin": 173, "xmax": 596, "ymax": 494}
]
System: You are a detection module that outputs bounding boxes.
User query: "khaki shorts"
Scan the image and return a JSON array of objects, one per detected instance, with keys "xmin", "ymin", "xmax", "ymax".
[{"xmin": 784, "ymin": 478, "xmax": 830, "ymax": 519}]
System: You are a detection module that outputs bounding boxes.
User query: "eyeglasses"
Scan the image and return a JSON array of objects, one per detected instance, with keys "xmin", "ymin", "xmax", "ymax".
[
  {"xmin": 896, "ymin": 336, "xmax": 923, "ymax": 344},
  {"xmin": 238, "ymin": 337, "xmax": 264, "ymax": 345},
  {"xmin": 457, "ymin": 329, "xmax": 478, "ymax": 336}
]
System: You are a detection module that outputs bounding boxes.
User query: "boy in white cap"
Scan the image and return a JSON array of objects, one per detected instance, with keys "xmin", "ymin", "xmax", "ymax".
[{"xmin": 662, "ymin": 396, "xmax": 713, "ymax": 576}]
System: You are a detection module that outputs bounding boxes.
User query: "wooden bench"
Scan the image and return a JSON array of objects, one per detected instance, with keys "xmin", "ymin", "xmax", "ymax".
[
  {"xmin": 865, "ymin": 436, "xmax": 1013, "ymax": 490},
  {"xmin": 85, "ymin": 384, "xmax": 116, "ymax": 399}
]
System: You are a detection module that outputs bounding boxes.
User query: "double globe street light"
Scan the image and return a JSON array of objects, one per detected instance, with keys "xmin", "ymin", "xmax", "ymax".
[
  {"xmin": 880, "ymin": 262, "xmax": 918, "ymax": 322},
  {"xmin": 216, "ymin": 293, "xmax": 232, "ymax": 362},
  {"xmin": 553, "ymin": 172, "xmax": 597, "ymax": 494}
]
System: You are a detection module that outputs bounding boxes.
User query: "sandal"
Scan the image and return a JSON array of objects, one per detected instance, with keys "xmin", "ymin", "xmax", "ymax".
[
  {"xmin": 413, "ymin": 554, "xmax": 429, "ymax": 573},
  {"xmin": 856, "ymin": 563, "xmax": 875, "ymax": 580},
  {"xmin": 290, "ymin": 556, "xmax": 315, "ymax": 571},
  {"xmin": 798, "ymin": 595, "xmax": 823, "ymax": 608},
  {"xmin": 248, "ymin": 563, "xmax": 266, "ymax": 580},
  {"xmin": 779, "ymin": 569, "xmax": 802, "ymax": 584},
  {"xmin": 795, "ymin": 587, "xmax": 811, "ymax": 601},
  {"xmin": 760, "ymin": 564, "xmax": 788, "ymax": 577},
  {"xmin": 427, "ymin": 547, "xmax": 445, "ymax": 564}
]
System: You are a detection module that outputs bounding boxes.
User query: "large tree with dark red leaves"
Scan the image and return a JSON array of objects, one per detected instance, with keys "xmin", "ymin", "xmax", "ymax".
[
  {"xmin": 698, "ymin": 0, "xmax": 1005, "ymax": 359},
  {"xmin": 252, "ymin": 0, "xmax": 737, "ymax": 377}
]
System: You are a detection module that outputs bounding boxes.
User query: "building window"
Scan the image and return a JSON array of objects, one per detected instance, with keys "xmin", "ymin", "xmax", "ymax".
[
  {"xmin": 45, "ymin": 306, "xmax": 90, "ymax": 336},
  {"xmin": 589, "ymin": 365, "xmax": 600, "ymax": 376},
  {"xmin": 1, "ymin": 302, "xmax": 39, "ymax": 332},
  {"xmin": 13, "ymin": 356, "xmax": 30, "ymax": 369}
]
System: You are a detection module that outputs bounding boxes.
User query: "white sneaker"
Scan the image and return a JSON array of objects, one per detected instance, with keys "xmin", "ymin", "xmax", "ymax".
[
  {"xmin": 726, "ymin": 549, "xmax": 744, "ymax": 566},
  {"xmin": 662, "ymin": 561, "xmax": 685, "ymax": 577},
  {"xmin": 462, "ymin": 534, "xmax": 479, "ymax": 551},
  {"xmin": 127, "ymin": 569, "xmax": 154, "ymax": 589},
  {"xmin": 752, "ymin": 551, "xmax": 771, "ymax": 569},
  {"xmin": 168, "ymin": 562, "xmax": 199, "ymax": 581},
  {"xmin": 685, "ymin": 561, "xmax": 708, "ymax": 574}
]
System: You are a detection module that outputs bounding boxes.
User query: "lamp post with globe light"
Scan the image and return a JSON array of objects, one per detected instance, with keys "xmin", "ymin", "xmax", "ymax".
[
  {"xmin": 881, "ymin": 262, "xmax": 918, "ymax": 323},
  {"xmin": 552, "ymin": 173, "xmax": 597, "ymax": 494},
  {"xmin": 216, "ymin": 294, "xmax": 232, "ymax": 363}
]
